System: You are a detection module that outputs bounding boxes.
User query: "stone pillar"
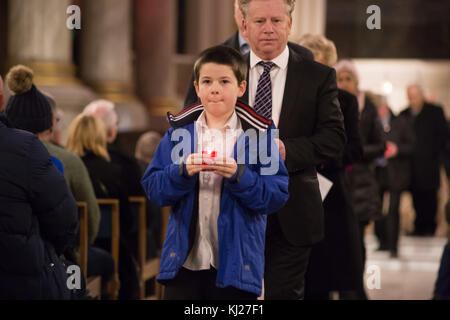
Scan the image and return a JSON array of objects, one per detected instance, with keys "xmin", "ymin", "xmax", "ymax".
[
  {"xmin": 134, "ymin": 0, "xmax": 178, "ymax": 122},
  {"xmin": 81, "ymin": 0, "xmax": 149, "ymax": 132},
  {"xmin": 184, "ymin": 0, "xmax": 234, "ymax": 54},
  {"xmin": 7, "ymin": 0, "xmax": 78, "ymax": 85},
  {"xmin": 6, "ymin": 0, "xmax": 98, "ymax": 144},
  {"xmin": 289, "ymin": 0, "xmax": 327, "ymax": 42}
]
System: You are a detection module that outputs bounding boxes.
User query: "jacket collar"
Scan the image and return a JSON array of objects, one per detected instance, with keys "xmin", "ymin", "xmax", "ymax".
[
  {"xmin": 0, "ymin": 112, "xmax": 12, "ymax": 128},
  {"xmin": 167, "ymin": 100, "xmax": 273, "ymax": 132}
]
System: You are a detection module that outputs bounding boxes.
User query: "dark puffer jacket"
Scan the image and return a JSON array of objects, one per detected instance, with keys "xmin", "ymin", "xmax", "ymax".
[{"xmin": 0, "ymin": 114, "xmax": 78, "ymax": 299}]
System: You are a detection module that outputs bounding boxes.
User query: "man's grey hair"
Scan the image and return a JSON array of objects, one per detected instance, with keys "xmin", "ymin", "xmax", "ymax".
[
  {"xmin": 407, "ymin": 84, "xmax": 424, "ymax": 96},
  {"xmin": 83, "ymin": 99, "xmax": 118, "ymax": 130},
  {"xmin": 238, "ymin": 0, "xmax": 296, "ymax": 19},
  {"xmin": 135, "ymin": 131, "xmax": 162, "ymax": 164}
]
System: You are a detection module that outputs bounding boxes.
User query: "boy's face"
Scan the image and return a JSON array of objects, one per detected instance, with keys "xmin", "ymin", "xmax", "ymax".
[{"xmin": 194, "ymin": 63, "xmax": 246, "ymax": 120}]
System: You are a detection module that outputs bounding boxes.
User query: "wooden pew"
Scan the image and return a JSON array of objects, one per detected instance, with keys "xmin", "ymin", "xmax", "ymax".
[
  {"xmin": 129, "ymin": 196, "xmax": 162, "ymax": 300},
  {"xmin": 77, "ymin": 201, "xmax": 102, "ymax": 299},
  {"xmin": 96, "ymin": 198, "xmax": 120, "ymax": 299}
]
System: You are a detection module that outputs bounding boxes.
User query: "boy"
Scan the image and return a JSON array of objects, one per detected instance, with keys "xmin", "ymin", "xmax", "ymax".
[{"xmin": 141, "ymin": 45, "xmax": 289, "ymax": 299}]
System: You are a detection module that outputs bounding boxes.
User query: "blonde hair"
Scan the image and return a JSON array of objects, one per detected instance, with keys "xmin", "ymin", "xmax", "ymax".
[
  {"xmin": 297, "ymin": 34, "xmax": 338, "ymax": 67},
  {"xmin": 66, "ymin": 114, "xmax": 110, "ymax": 162}
]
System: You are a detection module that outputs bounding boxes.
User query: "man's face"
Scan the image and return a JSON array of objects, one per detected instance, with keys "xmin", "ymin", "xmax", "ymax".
[
  {"xmin": 407, "ymin": 86, "xmax": 424, "ymax": 111},
  {"xmin": 242, "ymin": 0, "xmax": 292, "ymax": 61},
  {"xmin": 337, "ymin": 71, "xmax": 358, "ymax": 96},
  {"xmin": 194, "ymin": 63, "xmax": 246, "ymax": 121}
]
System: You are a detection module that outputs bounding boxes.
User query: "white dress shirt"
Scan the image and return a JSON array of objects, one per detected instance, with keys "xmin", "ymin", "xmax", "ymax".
[
  {"xmin": 183, "ymin": 110, "xmax": 242, "ymax": 271},
  {"xmin": 248, "ymin": 45, "xmax": 289, "ymax": 127}
]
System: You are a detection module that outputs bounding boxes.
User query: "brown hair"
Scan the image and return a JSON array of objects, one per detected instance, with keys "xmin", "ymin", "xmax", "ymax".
[
  {"xmin": 193, "ymin": 45, "xmax": 247, "ymax": 85},
  {"xmin": 66, "ymin": 114, "xmax": 110, "ymax": 162}
]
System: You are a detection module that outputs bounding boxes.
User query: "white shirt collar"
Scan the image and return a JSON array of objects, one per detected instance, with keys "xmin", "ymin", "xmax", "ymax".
[
  {"xmin": 238, "ymin": 33, "xmax": 248, "ymax": 48},
  {"xmin": 196, "ymin": 110, "xmax": 240, "ymax": 130},
  {"xmin": 250, "ymin": 45, "xmax": 289, "ymax": 71}
]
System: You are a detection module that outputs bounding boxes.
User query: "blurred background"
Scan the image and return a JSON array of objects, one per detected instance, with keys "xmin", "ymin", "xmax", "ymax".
[{"xmin": 1, "ymin": 0, "xmax": 449, "ymax": 142}]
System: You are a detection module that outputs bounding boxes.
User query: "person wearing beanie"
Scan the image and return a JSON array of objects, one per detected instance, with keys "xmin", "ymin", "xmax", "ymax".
[
  {"xmin": 5, "ymin": 65, "xmax": 53, "ymax": 133},
  {"xmin": 0, "ymin": 90, "xmax": 78, "ymax": 299},
  {"xmin": 4, "ymin": 65, "xmax": 100, "ymax": 245},
  {"xmin": 3, "ymin": 65, "xmax": 114, "ymax": 299}
]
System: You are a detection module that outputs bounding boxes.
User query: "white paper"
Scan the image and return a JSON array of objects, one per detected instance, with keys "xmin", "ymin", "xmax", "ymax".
[{"xmin": 317, "ymin": 173, "xmax": 333, "ymax": 201}]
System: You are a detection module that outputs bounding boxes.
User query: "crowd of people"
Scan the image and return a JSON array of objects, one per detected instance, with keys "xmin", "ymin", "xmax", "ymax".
[{"xmin": 0, "ymin": 0, "xmax": 449, "ymax": 300}]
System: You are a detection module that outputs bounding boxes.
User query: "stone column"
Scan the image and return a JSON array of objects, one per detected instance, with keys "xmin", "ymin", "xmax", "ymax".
[
  {"xmin": 134, "ymin": 0, "xmax": 178, "ymax": 123},
  {"xmin": 289, "ymin": 0, "xmax": 327, "ymax": 42},
  {"xmin": 7, "ymin": 0, "xmax": 78, "ymax": 85},
  {"xmin": 81, "ymin": 0, "xmax": 149, "ymax": 132},
  {"xmin": 184, "ymin": 0, "xmax": 234, "ymax": 54},
  {"xmin": 185, "ymin": 0, "xmax": 235, "ymax": 54},
  {"xmin": 7, "ymin": 0, "xmax": 98, "ymax": 144}
]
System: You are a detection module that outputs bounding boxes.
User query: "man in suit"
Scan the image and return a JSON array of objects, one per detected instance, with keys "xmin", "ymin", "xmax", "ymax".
[
  {"xmin": 399, "ymin": 84, "xmax": 448, "ymax": 236},
  {"xmin": 183, "ymin": 0, "xmax": 313, "ymax": 108},
  {"xmin": 238, "ymin": 0, "xmax": 345, "ymax": 299}
]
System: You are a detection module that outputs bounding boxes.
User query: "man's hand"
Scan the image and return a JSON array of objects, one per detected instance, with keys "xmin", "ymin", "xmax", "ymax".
[{"xmin": 275, "ymin": 138, "xmax": 286, "ymax": 161}]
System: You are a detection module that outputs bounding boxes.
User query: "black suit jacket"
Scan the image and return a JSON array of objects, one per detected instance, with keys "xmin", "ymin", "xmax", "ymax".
[
  {"xmin": 183, "ymin": 32, "xmax": 314, "ymax": 108},
  {"xmin": 399, "ymin": 103, "xmax": 448, "ymax": 189},
  {"xmin": 244, "ymin": 48, "xmax": 345, "ymax": 246}
]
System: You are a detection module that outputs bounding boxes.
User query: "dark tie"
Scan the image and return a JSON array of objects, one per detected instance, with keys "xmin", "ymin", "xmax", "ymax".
[{"xmin": 254, "ymin": 61, "xmax": 275, "ymax": 119}]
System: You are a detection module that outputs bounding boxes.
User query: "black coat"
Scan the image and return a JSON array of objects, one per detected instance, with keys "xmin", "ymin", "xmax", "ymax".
[
  {"xmin": 379, "ymin": 111, "xmax": 415, "ymax": 192},
  {"xmin": 306, "ymin": 89, "xmax": 363, "ymax": 292},
  {"xmin": 347, "ymin": 97, "xmax": 385, "ymax": 222},
  {"xmin": 0, "ymin": 114, "xmax": 78, "ymax": 299},
  {"xmin": 108, "ymin": 144, "xmax": 145, "ymax": 197},
  {"xmin": 81, "ymin": 152, "xmax": 134, "ymax": 237},
  {"xmin": 399, "ymin": 103, "xmax": 448, "ymax": 190}
]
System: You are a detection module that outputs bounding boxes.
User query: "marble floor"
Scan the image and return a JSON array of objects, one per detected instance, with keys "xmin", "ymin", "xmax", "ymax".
[{"xmin": 364, "ymin": 234, "xmax": 448, "ymax": 300}]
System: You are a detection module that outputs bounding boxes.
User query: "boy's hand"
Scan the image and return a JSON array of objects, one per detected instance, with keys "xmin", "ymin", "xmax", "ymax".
[
  {"xmin": 207, "ymin": 157, "xmax": 238, "ymax": 179},
  {"xmin": 185, "ymin": 153, "xmax": 207, "ymax": 176}
]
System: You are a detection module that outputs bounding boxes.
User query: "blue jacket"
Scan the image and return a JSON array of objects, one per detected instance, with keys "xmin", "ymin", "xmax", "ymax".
[{"xmin": 141, "ymin": 101, "xmax": 289, "ymax": 295}]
